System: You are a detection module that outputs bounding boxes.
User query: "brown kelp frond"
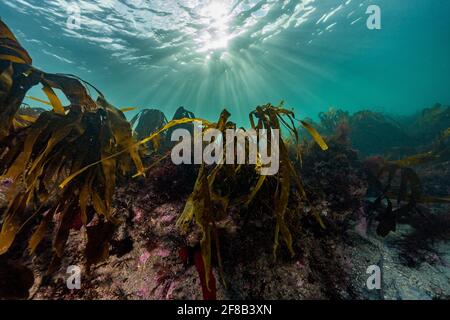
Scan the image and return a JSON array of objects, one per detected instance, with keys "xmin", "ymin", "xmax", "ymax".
[
  {"xmin": 176, "ymin": 110, "xmax": 232, "ymax": 291},
  {"xmin": 9, "ymin": 104, "xmax": 45, "ymax": 131},
  {"xmin": 393, "ymin": 151, "xmax": 439, "ymax": 167},
  {"xmin": 173, "ymin": 106, "xmax": 196, "ymax": 120},
  {"xmin": 0, "ymin": 21, "xmax": 144, "ymax": 268},
  {"xmin": 375, "ymin": 163, "xmax": 422, "ymax": 237},
  {"xmin": 59, "ymin": 116, "xmax": 208, "ymax": 187},
  {"xmin": 176, "ymin": 104, "xmax": 329, "ymax": 290},
  {"xmin": 130, "ymin": 108, "xmax": 168, "ymax": 141},
  {"xmin": 249, "ymin": 103, "xmax": 328, "ymax": 239},
  {"xmin": 130, "ymin": 108, "xmax": 169, "ymax": 154},
  {"xmin": 0, "ymin": 93, "xmax": 145, "ymax": 262},
  {"xmin": 166, "ymin": 107, "xmax": 197, "ymax": 148},
  {"xmin": 0, "ymin": 19, "xmax": 32, "ymax": 65},
  {"xmin": 12, "ymin": 109, "xmax": 38, "ymax": 129},
  {"xmin": 366, "ymin": 157, "xmax": 429, "ymax": 237},
  {"xmin": 130, "ymin": 107, "xmax": 199, "ymax": 153},
  {"xmin": 366, "ymin": 144, "xmax": 450, "ymax": 237}
]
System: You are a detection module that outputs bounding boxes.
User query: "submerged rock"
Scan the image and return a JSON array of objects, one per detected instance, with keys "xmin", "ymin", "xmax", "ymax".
[{"xmin": 3, "ymin": 128, "xmax": 449, "ymax": 300}]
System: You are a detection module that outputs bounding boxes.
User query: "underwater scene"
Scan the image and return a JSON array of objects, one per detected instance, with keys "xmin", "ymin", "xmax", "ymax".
[{"xmin": 0, "ymin": 0, "xmax": 450, "ymax": 302}]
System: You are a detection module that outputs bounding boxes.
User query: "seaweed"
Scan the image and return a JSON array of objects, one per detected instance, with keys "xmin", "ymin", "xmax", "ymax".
[
  {"xmin": 173, "ymin": 106, "xmax": 195, "ymax": 121},
  {"xmin": 167, "ymin": 106, "xmax": 196, "ymax": 140},
  {"xmin": 0, "ymin": 21, "xmax": 340, "ymax": 299},
  {"xmin": 365, "ymin": 151, "xmax": 450, "ymax": 237},
  {"xmin": 318, "ymin": 108, "xmax": 349, "ymax": 136},
  {"xmin": 130, "ymin": 108, "xmax": 168, "ymax": 151},
  {"xmin": 373, "ymin": 163, "xmax": 422, "ymax": 237},
  {"xmin": 0, "ymin": 20, "xmax": 145, "ymax": 269},
  {"xmin": 316, "ymin": 105, "xmax": 450, "ymax": 160},
  {"xmin": 390, "ymin": 209, "xmax": 450, "ymax": 268},
  {"xmin": 408, "ymin": 103, "xmax": 450, "ymax": 144},
  {"xmin": 176, "ymin": 103, "xmax": 329, "ymax": 291}
]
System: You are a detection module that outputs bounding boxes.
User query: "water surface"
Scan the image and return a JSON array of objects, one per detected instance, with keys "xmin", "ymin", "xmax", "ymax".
[{"xmin": 1, "ymin": 0, "xmax": 450, "ymax": 123}]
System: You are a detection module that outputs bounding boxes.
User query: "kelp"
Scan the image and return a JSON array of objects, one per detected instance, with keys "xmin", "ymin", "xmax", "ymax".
[
  {"xmin": 130, "ymin": 107, "xmax": 198, "ymax": 153},
  {"xmin": 166, "ymin": 106, "xmax": 196, "ymax": 147},
  {"xmin": 128, "ymin": 106, "xmax": 198, "ymax": 163},
  {"xmin": 130, "ymin": 108, "xmax": 168, "ymax": 141},
  {"xmin": 175, "ymin": 109, "xmax": 233, "ymax": 292},
  {"xmin": 248, "ymin": 103, "xmax": 328, "ymax": 252},
  {"xmin": 367, "ymin": 151, "xmax": 450, "ymax": 237},
  {"xmin": 394, "ymin": 151, "xmax": 439, "ymax": 168},
  {"xmin": 0, "ymin": 21, "xmax": 330, "ymax": 293},
  {"xmin": 173, "ymin": 106, "xmax": 195, "ymax": 121},
  {"xmin": 176, "ymin": 103, "xmax": 329, "ymax": 290},
  {"xmin": 130, "ymin": 108, "xmax": 169, "ymax": 154},
  {"xmin": 59, "ymin": 116, "xmax": 207, "ymax": 187},
  {"xmin": 11, "ymin": 106, "xmax": 40, "ymax": 129},
  {"xmin": 384, "ymin": 126, "xmax": 450, "ymax": 167},
  {"xmin": 371, "ymin": 162, "xmax": 422, "ymax": 237},
  {"xmin": 0, "ymin": 20, "xmax": 144, "ymax": 269}
]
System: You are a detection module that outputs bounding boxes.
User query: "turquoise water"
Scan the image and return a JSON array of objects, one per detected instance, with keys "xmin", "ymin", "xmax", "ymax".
[{"xmin": 1, "ymin": 0, "xmax": 450, "ymax": 124}]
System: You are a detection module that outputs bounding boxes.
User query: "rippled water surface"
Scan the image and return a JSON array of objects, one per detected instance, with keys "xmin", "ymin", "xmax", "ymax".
[{"xmin": 1, "ymin": 0, "xmax": 450, "ymax": 122}]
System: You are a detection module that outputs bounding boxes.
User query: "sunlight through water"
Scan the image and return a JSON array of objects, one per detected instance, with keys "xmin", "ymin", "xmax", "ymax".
[
  {"xmin": 1, "ymin": 0, "xmax": 450, "ymax": 124},
  {"xmin": 197, "ymin": 1, "xmax": 231, "ymax": 53}
]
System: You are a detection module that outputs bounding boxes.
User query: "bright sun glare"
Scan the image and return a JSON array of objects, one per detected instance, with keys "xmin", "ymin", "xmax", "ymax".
[{"xmin": 197, "ymin": 1, "xmax": 231, "ymax": 54}]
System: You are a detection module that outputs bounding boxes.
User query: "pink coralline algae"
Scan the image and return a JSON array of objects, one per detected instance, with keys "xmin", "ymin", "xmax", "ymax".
[
  {"xmin": 355, "ymin": 214, "xmax": 368, "ymax": 237},
  {"xmin": 165, "ymin": 280, "xmax": 179, "ymax": 300},
  {"xmin": 133, "ymin": 207, "xmax": 144, "ymax": 223},
  {"xmin": 138, "ymin": 250, "xmax": 151, "ymax": 265},
  {"xmin": 136, "ymin": 286, "xmax": 150, "ymax": 299},
  {"xmin": 160, "ymin": 214, "xmax": 176, "ymax": 223},
  {"xmin": 153, "ymin": 247, "xmax": 171, "ymax": 258},
  {"xmin": 138, "ymin": 246, "xmax": 171, "ymax": 266}
]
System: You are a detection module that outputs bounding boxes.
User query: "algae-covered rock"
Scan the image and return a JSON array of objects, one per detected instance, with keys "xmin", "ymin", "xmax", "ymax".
[
  {"xmin": 349, "ymin": 111, "xmax": 413, "ymax": 157},
  {"xmin": 405, "ymin": 103, "xmax": 450, "ymax": 145},
  {"xmin": 317, "ymin": 105, "xmax": 450, "ymax": 159}
]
